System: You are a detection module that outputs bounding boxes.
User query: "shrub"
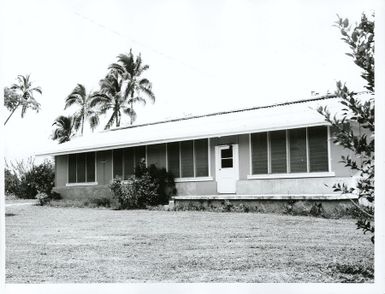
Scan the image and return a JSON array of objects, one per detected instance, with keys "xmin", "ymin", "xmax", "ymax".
[
  {"xmin": 36, "ymin": 192, "xmax": 50, "ymax": 206},
  {"xmin": 109, "ymin": 160, "xmax": 176, "ymax": 209},
  {"xmin": 327, "ymin": 262, "xmax": 374, "ymax": 282},
  {"xmin": 223, "ymin": 200, "xmax": 233, "ymax": 212},
  {"xmin": 4, "ymin": 168, "xmax": 20, "ymax": 196},
  {"xmin": 135, "ymin": 160, "xmax": 176, "ymax": 204},
  {"xmin": 309, "ymin": 202, "xmax": 324, "ymax": 217},
  {"xmin": 109, "ymin": 174, "xmax": 159, "ymax": 209},
  {"xmin": 18, "ymin": 160, "xmax": 55, "ymax": 199}
]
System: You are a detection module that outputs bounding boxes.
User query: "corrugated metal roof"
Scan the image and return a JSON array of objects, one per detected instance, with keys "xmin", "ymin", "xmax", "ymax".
[{"xmin": 36, "ymin": 94, "xmax": 356, "ymax": 156}]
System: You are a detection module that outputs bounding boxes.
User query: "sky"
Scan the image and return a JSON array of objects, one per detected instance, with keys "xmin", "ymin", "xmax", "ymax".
[{"xmin": 0, "ymin": 0, "xmax": 379, "ymax": 162}]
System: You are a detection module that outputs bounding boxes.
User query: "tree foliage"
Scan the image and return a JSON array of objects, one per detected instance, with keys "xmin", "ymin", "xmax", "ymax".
[
  {"xmin": 317, "ymin": 13, "xmax": 374, "ymax": 243},
  {"xmin": 3, "ymin": 74, "xmax": 42, "ymax": 125},
  {"xmin": 5, "ymin": 159, "xmax": 55, "ymax": 199},
  {"xmin": 107, "ymin": 49, "xmax": 155, "ymax": 125},
  {"xmin": 51, "ymin": 49, "xmax": 155, "ymax": 137},
  {"xmin": 52, "ymin": 115, "xmax": 75, "ymax": 144},
  {"xmin": 64, "ymin": 84, "xmax": 100, "ymax": 134},
  {"xmin": 90, "ymin": 70, "xmax": 131, "ymax": 129}
]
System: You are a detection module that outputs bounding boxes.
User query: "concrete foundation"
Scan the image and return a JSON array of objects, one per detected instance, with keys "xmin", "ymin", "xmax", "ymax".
[{"xmin": 173, "ymin": 197, "xmax": 357, "ymax": 218}]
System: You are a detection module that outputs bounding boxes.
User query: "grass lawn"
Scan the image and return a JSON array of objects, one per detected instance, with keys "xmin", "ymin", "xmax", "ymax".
[{"xmin": 5, "ymin": 204, "xmax": 374, "ymax": 283}]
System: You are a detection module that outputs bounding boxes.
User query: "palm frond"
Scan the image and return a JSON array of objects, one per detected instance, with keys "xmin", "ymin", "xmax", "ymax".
[
  {"xmin": 26, "ymin": 97, "xmax": 41, "ymax": 111},
  {"xmin": 89, "ymin": 93, "xmax": 111, "ymax": 108},
  {"xmin": 52, "ymin": 115, "xmax": 73, "ymax": 144},
  {"xmin": 130, "ymin": 96, "xmax": 146, "ymax": 105},
  {"xmin": 122, "ymin": 106, "xmax": 137, "ymax": 124},
  {"xmin": 64, "ymin": 96, "xmax": 79, "ymax": 109},
  {"xmin": 139, "ymin": 86, "xmax": 155, "ymax": 103},
  {"xmin": 65, "ymin": 84, "xmax": 86, "ymax": 109},
  {"xmin": 108, "ymin": 63, "xmax": 125, "ymax": 75}
]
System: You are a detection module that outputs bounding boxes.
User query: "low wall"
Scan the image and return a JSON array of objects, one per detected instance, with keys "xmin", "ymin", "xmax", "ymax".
[
  {"xmin": 53, "ymin": 185, "xmax": 112, "ymax": 200},
  {"xmin": 174, "ymin": 198, "xmax": 357, "ymax": 218}
]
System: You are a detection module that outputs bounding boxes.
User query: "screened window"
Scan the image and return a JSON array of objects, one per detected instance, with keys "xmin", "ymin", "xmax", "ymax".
[
  {"xmin": 250, "ymin": 126, "xmax": 329, "ymax": 175},
  {"xmin": 113, "ymin": 146, "xmax": 146, "ymax": 179},
  {"xmin": 86, "ymin": 152, "xmax": 95, "ymax": 182},
  {"xmin": 195, "ymin": 139, "xmax": 209, "ymax": 176},
  {"xmin": 113, "ymin": 149, "xmax": 123, "ymax": 179},
  {"xmin": 135, "ymin": 146, "xmax": 146, "ymax": 166},
  {"xmin": 270, "ymin": 131, "xmax": 287, "ymax": 174},
  {"xmin": 68, "ymin": 154, "xmax": 77, "ymax": 183},
  {"xmin": 289, "ymin": 128, "xmax": 307, "ymax": 173},
  {"xmin": 167, "ymin": 139, "xmax": 209, "ymax": 178},
  {"xmin": 76, "ymin": 153, "xmax": 86, "ymax": 182},
  {"xmin": 251, "ymin": 133, "xmax": 268, "ymax": 174},
  {"xmin": 123, "ymin": 148, "xmax": 134, "ymax": 179},
  {"xmin": 167, "ymin": 142, "xmax": 180, "ymax": 178},
  {"xmin": 180, "ymin": 141, "xmax": 194, "ymax": 177},
  {"xmin": 308, "ymin": 126, "xmax": 329, "ymax": 172},
  {"xmin": 68, "ymin": 152, "xmax": 95, "ymax": 183}
]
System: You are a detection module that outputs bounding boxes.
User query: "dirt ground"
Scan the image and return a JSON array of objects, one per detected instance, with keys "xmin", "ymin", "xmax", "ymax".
[{"xmin": 5, "ymin": 204, "xmax": 374, "ymax": 283}]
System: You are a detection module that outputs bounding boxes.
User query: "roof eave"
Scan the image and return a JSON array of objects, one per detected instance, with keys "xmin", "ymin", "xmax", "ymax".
[{"xmin": 37, "ymin": 121, "xmax": 331, "ymax": 157}]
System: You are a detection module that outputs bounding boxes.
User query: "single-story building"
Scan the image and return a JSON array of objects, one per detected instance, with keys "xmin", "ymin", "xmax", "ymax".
[{"xmin": 38, "ymin": 94, "xmax": 361, "ymax": 212}]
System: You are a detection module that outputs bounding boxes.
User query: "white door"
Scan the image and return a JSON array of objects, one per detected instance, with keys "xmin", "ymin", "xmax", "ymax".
[{"xmin": 215, "ymin": 144, "xmax": 239, "ymax": 193}]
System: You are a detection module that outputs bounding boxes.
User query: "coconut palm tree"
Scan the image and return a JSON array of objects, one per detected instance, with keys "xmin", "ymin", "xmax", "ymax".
[
  {"xmin": 64, "ymin": 84, "xmax": 100, "ymax": 135},
  {"xmin": 52, "ymin": 115, "xmax": 74, "ymax": 144},
  {"xmin": 4, "ymin": 74, "xmax": 42, "ymax": 125},
  {"xmin": 108, "ymin": 49, "xmax": 155, "ymax": 124},
  {"xmin": 91, "ymin": 71, "xmax": 134, "ymax": 130}
]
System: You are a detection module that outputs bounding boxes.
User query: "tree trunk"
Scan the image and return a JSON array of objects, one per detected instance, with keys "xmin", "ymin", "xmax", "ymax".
[
  {"xmin": 81, "ymin": 116, "xmax": 84, "ymax": 135},
  {"xmin": 116, "ymin": 111, "xmax": 120, "ymax": 127},
  {"xmin": 130, "ymin": 101, "xmax": 134, "ymax": 125},
  {"xmin": 4, "ymin": 103, "xmax": 20, "ymax": 125}
]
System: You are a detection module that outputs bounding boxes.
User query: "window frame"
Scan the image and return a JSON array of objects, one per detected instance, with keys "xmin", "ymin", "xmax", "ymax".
[
  {"xmin": 248, "ymin": 125, "xmax": 334, "ymax": 179},
  {"xmin": 110, "ymin": 140, "xmax": 213, "ymax": 183},
  {"xmin": 112, "ymin": 146, "xmax": 146, "ymax": 180},
  {"xmin": 169, "ymin": 139, "xmax": 213, "ymax": 182},
  {"xmin": 66, "ymin": 152, "xmax": 97, "ymax": 186}
]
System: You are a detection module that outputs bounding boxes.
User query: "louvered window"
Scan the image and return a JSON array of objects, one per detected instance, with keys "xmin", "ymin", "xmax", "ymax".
[{"xmin": 251, "ymin": 126, "xmax": 329, "ymax": 175}]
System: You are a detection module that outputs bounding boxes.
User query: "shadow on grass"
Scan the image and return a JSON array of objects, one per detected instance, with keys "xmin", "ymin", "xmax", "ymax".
[{"xmin": 5, "ymin": 213, "xmax": 16, "ymax": 217}]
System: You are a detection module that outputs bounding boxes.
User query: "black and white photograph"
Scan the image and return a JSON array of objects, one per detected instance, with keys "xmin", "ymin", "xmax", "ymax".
[{"xmin": 1, "ymin": 0, "xmax": 384, "ymax": 293}]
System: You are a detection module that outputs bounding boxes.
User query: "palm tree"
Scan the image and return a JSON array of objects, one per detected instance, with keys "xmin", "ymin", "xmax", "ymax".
[
  {"xmin": 4, "ymin": 74, "xmax": 42, "ymax": 125},
  {"xmin": 90, "ymin": 71, "xmax": 133, "ymax": 130},
  {"xmin": 108, "ymin": 49, "xmax": 155, "ymax": 124},
  {"xmin": 52, "ymin": 115, "xmax": 74, "ymax": 144},
  {"xmin": 64, "ymin": 84, "xmax": 100, "ymax": 135}
]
